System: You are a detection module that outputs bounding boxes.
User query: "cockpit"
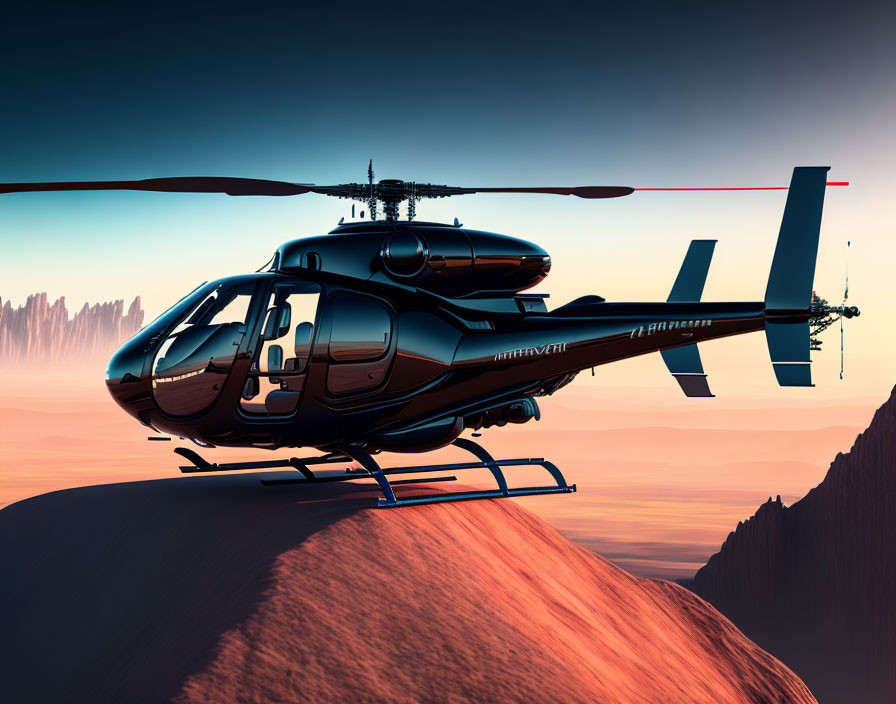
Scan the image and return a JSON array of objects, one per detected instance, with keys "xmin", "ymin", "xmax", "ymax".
[
  {"xmin": 107, "ymin": 274, "xmax": 322, "ymax": 423},
  {"xmin": 105, "ymin": 270, "xmax": 406, "ymax": 448}
]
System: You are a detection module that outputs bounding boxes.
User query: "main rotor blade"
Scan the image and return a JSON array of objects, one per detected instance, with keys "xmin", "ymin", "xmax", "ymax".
[
  {"xmin": 0, "ymin": 177, "xmax": 313, "ymax": 196},
  {"xmin": 634, "ymin": 181, "xmax": 849, "ymax": 191},
  {"xmin": 451, "ymin": 186, "xmax": 635, "ymax": 199}
]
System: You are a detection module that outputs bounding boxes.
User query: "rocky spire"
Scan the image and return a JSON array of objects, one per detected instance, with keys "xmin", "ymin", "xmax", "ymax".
[
  {"xmin": 0, "ymin": 293, "xmax": 144, "ymax": 365},
  {"xmin": 692, "ymin": 385, "xmax": 896, "ymax": 703}
]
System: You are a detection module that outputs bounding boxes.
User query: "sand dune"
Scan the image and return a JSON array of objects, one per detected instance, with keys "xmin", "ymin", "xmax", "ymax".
[{"xmin": 0, "ymin": 475, "xmax": 814, "ymax": 703}]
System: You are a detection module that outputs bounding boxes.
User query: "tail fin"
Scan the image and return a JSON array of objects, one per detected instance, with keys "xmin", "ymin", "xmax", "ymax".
[
  {"xmin": 668, "ymin": 239, "xmax": 716, "ymax": 303},
  {"xmin": 662, "ymin": 239, "xmax": 716, "ymax": 397},
  {"xmin": 764, "ymin": 166, "xmax": 830, "ymax": 387},
  {"xmin": 765, "ymin": 166, "xmax": 830, "ymax": 309}
]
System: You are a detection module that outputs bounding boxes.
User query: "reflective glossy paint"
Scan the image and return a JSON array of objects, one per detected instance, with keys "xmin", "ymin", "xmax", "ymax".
[{"xmin": 104, "ymin": 169, "xmax": 847, "ymax": 463}]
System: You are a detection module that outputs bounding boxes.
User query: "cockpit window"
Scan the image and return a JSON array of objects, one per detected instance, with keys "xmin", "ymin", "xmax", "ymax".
[
  {"xmin": 151, "ymin": 281, "xmax": 256, "ymax": 417},
  {"xmin": 143, "ymin": 281, "xmax": 210, "ymax": 333},
  {"xmin": 240, "ymin": 281, "xmax": 321, "ymax": 416},
  {"xmin": 208, "ymin": 292, "xmax": 252, "ymax": 327},
  {"xmin": 258, "ymin": 284, "xmax": 320, "ymax": 374}
]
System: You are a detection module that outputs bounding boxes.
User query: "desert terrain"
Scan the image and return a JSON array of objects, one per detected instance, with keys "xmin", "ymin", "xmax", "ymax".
[
  {"xmin": 0, "ymin": 293, "xmax": 879, "ymax": 702},
  {"xmin": 0, "ymin": 364, "xmax": 874, "ymax": 580},
  {"xmin": 0, "ymin": 474, "xmax": 816, "ymax": 703}
]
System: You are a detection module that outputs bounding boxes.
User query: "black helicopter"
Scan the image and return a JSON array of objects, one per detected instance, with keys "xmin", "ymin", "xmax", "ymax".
[{"xmin": 0, "ymin": 164, "xmax": 859, "ymax": 507}]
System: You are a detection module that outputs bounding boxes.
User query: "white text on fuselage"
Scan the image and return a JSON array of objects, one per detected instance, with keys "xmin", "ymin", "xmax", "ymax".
[
  {"xmin": 631, "ymin": 319, "xmax": 712, "ymax": 338},
  {"xmin": 494, "ymin": 342, "xmax": 567, "ymax": 362}
]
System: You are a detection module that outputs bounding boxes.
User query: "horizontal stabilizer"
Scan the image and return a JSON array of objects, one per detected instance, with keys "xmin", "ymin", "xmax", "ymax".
[
  {"xmin": 766, "ymin": 320, "xmax": 814, "ymax": 387},
  {"xmin": 668, "ymin": 240, "xmax": 716, "ymax": 302},
  {"xmin": 661, "ymin": 344, "xmax": 714, "ymax": 397}
]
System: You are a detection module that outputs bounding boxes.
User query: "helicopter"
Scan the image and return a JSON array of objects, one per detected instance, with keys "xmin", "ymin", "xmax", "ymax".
[{"xmin": 0, "ymin": 164, "xmax": 859, "ymax": 507}]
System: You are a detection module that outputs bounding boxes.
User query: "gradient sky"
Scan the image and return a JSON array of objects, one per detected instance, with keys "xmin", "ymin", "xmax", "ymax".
[
  {"xmin": 3, "ymin": 2, "xmax": 896, "ymax": 579},
  {"xmin": 2, "ymin": 1, "xmax": 894, "ymax": 399}
]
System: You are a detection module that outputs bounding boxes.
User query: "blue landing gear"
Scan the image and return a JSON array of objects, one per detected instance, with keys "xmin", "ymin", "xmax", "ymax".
[
  {"xmin": 174, "ymin": 439, "xmax": 576, "ymax": 508},
  {"xmin": 339, "ymin": 438, "xmax": 576, "ymax": 508}
]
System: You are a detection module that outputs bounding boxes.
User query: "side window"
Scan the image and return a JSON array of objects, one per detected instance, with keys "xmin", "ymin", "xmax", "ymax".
[
  {"xmin": 240, "ymin": 282, "xmax": 320, "ymax": 416},
  {"xmin": 329, "ymin": 297, "xmax": 391, "ymax": 361},
  {"xmin": 257, "ymin": 287, "xmax": 320, "ymax": 375},
  {"xmin": 327, "ymin": 296, "xmax": 393, "ymax": 395}
]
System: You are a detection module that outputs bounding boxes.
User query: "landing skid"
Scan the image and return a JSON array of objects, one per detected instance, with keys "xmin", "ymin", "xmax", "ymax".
[{"xmin": 173, "ymin": 438, "xmax": 576, "ymax": 508}]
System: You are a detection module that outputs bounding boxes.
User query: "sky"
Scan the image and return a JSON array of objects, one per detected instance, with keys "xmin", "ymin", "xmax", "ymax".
[
  {"xmin": 1, "ymin": 1, "xmax": 895, "ymax": 576},
  {"xmin": 2, "ymin": 2, "xmax": 894, "ymax": 402}
]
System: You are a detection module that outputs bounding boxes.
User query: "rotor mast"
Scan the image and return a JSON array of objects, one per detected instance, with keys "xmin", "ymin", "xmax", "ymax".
[
  {"xmin": 357, "ymin": 160, "xmax": 422, "ymax": 222},
  {"xmin": 367, "ymin": 158, "xmax": 378, "ymax": 221}
]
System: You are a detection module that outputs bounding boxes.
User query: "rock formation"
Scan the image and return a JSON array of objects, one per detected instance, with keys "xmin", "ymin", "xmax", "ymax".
[
  {"xmin": 0, "ymin": 293, "xmax": 143, "ymax": 365},
  {"xmin": 692, "ymin": 385, "xmax": 896, "ymax": 704},
  {"xmin": 0, "ymin": 477, "xmax": 815, "ymax": 704}
]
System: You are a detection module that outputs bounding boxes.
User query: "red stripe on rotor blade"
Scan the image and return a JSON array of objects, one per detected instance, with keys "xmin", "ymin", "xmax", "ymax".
[{"xmin": 634, "ymin": 181, "xmax": 848, "ymax": 191}]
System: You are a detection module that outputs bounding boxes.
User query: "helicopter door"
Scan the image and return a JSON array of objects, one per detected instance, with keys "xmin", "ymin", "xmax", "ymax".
[
  {"xmin": 240, "ymin": 282, "xmax": 320, "ymax": 416},
  {"xmin": 326, "ymin": 295, "xmax": 393, "ymax": 395},
  {"xmin": 152, "ymin": 281, "xmax": 255, "ymax": 417}
]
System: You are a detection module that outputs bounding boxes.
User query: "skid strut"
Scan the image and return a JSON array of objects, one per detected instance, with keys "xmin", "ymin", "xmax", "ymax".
[
  {"xmin": 173, "ymin": 438, "xmax": 576, "ymax": 508},
  {"xmin": 340, "ymin": 437, "xmax": 576, "ymax": 508}
]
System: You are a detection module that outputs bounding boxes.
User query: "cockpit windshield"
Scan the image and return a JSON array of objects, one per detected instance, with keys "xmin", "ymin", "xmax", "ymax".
[
  {"xmin": 151, "ymin": 279, "xmax": 257, "ymax": 416},
  {"xmin": 144, "ymin": 281, "xmax": 210, "ymax": 331}
]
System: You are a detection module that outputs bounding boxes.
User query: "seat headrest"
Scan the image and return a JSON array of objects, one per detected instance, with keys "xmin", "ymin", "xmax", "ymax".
[
  {"xmin": 267, "ymin": 344, "xmax": 283, "ymax": 372},
  {"xmin": 294, "ymin": 321, "xmax": 313, "ymax": 355}
]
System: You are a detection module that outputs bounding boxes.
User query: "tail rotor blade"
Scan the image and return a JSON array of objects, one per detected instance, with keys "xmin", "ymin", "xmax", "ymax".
[
  {"xmin": 844, "ymin": 240, "xmax": 850, "ymax": 302},
  {"xmin": 840, "ymin": 314, "xmax": 844, "ymax": 380},
  {"xmin": 840, "ymin": 239, "xmax": 850, "ymax": 380}
]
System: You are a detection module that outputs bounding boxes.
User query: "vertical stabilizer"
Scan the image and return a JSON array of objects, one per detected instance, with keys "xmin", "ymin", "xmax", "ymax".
[
  {"xmin": 662, "ymin": 239, "xmax": 716, "ymax": 397},
  {"xmin": 668, "ymin": 239, "xmax": 716, "ymax": 303},
  {"xmin": 764, "ymin": 167, "xmax": 830, "ymax": 387},
  {"xmin": 764, "ymin": 167, "xmax": 829, "ymax": 310}
]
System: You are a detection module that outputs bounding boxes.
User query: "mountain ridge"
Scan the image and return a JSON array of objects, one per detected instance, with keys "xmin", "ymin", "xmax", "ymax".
[{"xmin": 692, "ymin": 384, "xmax": 896, "ymax": 703}]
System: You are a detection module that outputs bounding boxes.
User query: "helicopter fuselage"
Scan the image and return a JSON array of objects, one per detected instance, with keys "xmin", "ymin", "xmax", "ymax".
[
  {"xmin": 1, "ymin": 165, "xmax": 853, "ymax": 505},
  {"xmin": 106, "ymin": 221, "xmax": 771, "ymax": 454}
]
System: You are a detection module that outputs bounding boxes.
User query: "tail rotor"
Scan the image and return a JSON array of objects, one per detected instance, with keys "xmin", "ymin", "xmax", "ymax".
[
  {"xmin": 808, "ymin": 240, "xmax": 859, "ymax": 381},
  {"xmin": 841, "ymin": 241, "xmax": 848, "ymax": 379},
  {"xmin": 840, "ymin": 240, "xmax": 857, "ymax": 379}
]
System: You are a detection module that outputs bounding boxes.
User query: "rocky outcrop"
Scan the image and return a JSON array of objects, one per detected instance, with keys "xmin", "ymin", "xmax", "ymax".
[
  {"xmin": 692, "ymin": 385, "xmax": 896, "ymax": 703},
  {"xmin": 0, "ymin": 478, "xmax": 815, "ymax": 704},
  {"xmin": 0, "ymin": 293, "xmax": 143, "ymax": 365}
]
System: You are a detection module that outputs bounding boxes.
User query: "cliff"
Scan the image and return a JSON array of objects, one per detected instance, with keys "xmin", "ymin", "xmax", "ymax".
[
  {"xmin": 0, "ymin": 292, "xmax": 143, "ymax": 365},
  {"xmin": 692, "ymin": 385, "xmax": 896, "ymax": 703},
  {"xmin": 0, "ymin": 477, "xmax": 815, "ymax": 704}
]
